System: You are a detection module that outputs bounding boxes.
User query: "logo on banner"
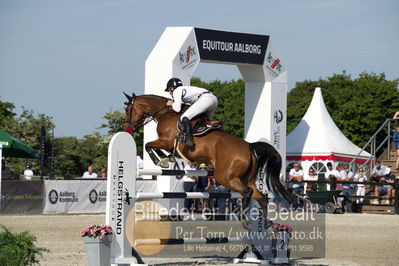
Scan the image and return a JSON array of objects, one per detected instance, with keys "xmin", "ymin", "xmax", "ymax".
[
  {"xmin": 89, "ymin": 189, "xmax": 107, "ymax": 204},
  {"xmin": 274, "ymin": 110, "xmax": 283, "ymax": 124},
  {"xmin": 89, "ymin": 189, "xmax": 98, "ymax": 204},
  {"xmin": 273, "ymin": 109, "xmax": 283, "ymax": 150},
  {"xmin": 49, "ymin": 189, "xmax": 58, "ymax": 204},
  {"xmin": 178, "ymin": 44, "xmax": 198, "ymax": 70},
  {"xmin": 48, "ymin": 190, "xmax": 78, "ymax": 204},
  {"xmin": 265, "ymin": 52, "xmax": 283, "ymax": 78}
]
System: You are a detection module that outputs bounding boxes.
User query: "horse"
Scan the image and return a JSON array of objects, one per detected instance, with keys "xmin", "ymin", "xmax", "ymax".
[{"xmin": 123, "ymin": 93, "xmax": 292, "ymax": 229}]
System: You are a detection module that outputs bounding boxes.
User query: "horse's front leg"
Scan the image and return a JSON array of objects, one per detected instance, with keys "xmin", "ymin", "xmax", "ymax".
[{"xmin": 145, "ymin": 139, "xmax": 174, "ymax": 168}]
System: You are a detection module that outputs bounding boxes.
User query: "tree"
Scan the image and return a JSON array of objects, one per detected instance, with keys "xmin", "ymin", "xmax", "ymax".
[
  {"xmin": 77, "ymin": 133, "xmax": 108, "ymax": 173},
  {"xmin": 0, "ymin": 98, "xmax": 16, "ymax": 126},
  {"xmin": 98, "ymin": 109, "xmax": 144, "ymax": 151},
  {"xmin": 287, "ymin": 72, "xmax": 399, "ymax": 148},
  {"xmin": 52, "ymin": 136, "xmax": 81, "ymax": 177},
  {"xmin": 1, "ymin": 108, "xmax": 55, "ymax": 176}
]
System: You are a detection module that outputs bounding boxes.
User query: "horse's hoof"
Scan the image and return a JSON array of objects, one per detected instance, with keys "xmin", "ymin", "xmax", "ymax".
[
  {"xmin": 157, "ymin": 159, "xmax": 169, "ymax": 168},
  {"xmin": 167, "ymin": 155, "xmax": 176, "ymax": 163},
  {"xmin": 266, "ymin": 226, "xmax": 276, "ymax": 239}
]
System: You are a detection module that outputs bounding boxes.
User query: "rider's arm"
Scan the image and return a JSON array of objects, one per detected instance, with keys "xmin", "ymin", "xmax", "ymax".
[{"xmin": 171, "ymin": 88, "xmax": 183, "ymax": 113}]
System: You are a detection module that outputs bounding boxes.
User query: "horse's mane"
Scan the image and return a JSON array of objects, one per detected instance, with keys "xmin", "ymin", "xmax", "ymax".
[
  {"xmin": 139, "ymin": 94, "xmax": 188, "ymax": 116},
  {"xmin": 140, "ymin": 94, "xmax": 168, "ymax": 101}
]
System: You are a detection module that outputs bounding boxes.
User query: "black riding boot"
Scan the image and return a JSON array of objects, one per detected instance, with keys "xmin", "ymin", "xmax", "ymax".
[{"xmin": 176, "ymin": 117, "xmax": 194, "ymax": 147}]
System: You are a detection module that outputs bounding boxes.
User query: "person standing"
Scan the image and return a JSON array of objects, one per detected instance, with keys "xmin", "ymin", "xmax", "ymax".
[
  {"xmin": 137, "ymin": 151, "xmax": 144, "ymax": 170},
  {"xmin": 325, "ymin": 162, "xmax": 339, "ymax": 191},
  {"xmin": 339, "ymin": 165, "xmax": 354, "ymax": 213},
  {"xmin": 305, "ymin": 168, "xmax": 318, "ymax": 211},
  {"xmin": 305, "ymin": 168, "xmax": 318, "ymax": 192},
  {"xmin": 354, "ymin": 167, "xmax": 367, "ymax": 212},
  {"xmin": 392, "ymin": 124, "xmax": 399, "ymax": 171},
  {"xmin": 196, "ymin": 163, "xmax": 210, "ymax": 211},
  {"xmin": 99, "ymin": 166, "xmax": 107, "ymax": 178},
  {"xmin": 82, "ymin": 166, "xmax": 97, "ymax": 178},
  {"xmin": 182, "ymin": 162, "xmax": 197, "ymax": 213},
  {"xmin": 23, "ymin": 165, "xmax": 34, "ymax": 180},
  {"xmin": 289, "ymin": 162, "xmax": 305, "ymax": 209}
]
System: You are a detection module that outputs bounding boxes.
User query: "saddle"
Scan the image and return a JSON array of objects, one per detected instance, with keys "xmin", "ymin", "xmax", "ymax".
[{"xmin": 177, "ymin": 116, "xmax": 223, "ymax": 136}]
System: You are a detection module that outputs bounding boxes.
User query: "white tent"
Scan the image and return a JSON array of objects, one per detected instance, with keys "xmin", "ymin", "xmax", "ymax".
[{"xmin": 286, "ymin": 87, "xmax": 370, "ymax": 179}]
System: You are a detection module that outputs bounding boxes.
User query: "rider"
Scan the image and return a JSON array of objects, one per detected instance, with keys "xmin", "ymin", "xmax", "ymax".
[{"xmin": 165, "ymin": 78, "xmax": 218, "ymax": 146}]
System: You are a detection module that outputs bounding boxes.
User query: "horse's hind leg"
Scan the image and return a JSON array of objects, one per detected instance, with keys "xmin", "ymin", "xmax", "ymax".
[
  {"xmin": 226, "ymin": 178, "xmax": 253, "ymax": 229},
  {"xmin": 256, "ymin": 197, "xmax": 275, "ymax": 238}
]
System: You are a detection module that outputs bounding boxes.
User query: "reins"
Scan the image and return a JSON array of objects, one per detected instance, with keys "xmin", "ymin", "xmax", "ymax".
[{"xmin": 126, "ymin": 103, "xmax": 169, "ymax": 131}]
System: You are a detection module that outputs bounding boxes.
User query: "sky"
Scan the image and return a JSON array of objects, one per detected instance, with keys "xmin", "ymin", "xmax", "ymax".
[{"xmin": 1, "ymin": 0, "xmax": 398, "ymax": 138}]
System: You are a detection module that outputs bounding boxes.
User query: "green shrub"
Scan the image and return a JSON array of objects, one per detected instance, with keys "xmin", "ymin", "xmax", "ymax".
[{"xmin": 0, "ymin": 225, "xmax": 49, "ymax": 265}]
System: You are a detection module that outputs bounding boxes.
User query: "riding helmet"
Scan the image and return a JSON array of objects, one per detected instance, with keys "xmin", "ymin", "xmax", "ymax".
[{"xmin": 165, "ymin": 78, "xmax": 183, "ymax": 91}]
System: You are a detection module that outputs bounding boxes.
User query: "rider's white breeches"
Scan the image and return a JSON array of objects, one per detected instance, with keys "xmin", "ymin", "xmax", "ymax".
[{"xmin": 181, "ymin": 94, "xmax": 218, "ymax": 121}]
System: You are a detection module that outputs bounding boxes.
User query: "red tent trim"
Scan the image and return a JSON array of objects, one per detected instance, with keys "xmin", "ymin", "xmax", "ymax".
[{"xmin": 286, "ymin": 154, "xmax": 368, "ymax": 163}]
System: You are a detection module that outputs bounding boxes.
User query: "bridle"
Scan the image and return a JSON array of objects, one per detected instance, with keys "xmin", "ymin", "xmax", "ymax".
[{"xmin": 125, "ymin": 101, "xmax": 169, "ymax": 131}]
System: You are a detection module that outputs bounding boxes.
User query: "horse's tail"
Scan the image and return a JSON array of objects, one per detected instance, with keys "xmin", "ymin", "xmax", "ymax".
[{"xmin": 249, "ymin": 141, "xmax": 293, "ymax": 205}]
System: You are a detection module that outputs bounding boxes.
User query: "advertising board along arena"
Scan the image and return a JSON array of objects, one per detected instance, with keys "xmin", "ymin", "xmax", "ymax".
[
  {"xmin": 143, "ymin": 27, "xmax": 288, "ymax": 204},
  {"xmin": 106, "ymin": 132, "xmax": 290, "ymax": 265}
]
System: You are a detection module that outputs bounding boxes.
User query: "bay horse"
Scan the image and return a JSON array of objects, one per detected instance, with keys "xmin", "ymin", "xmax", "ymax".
[{"xmin": 124, "ymin": 93, "xmax": 292, "ymax": 229}]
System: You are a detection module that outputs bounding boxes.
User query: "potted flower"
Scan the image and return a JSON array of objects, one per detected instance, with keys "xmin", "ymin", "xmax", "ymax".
[
  {"xmin": 81, "ymin": 224, "xmax": 113, "ymax": 266},
  {"xmin": 271, "ymin": 223, "xmax": 292, "ymax": 264}
]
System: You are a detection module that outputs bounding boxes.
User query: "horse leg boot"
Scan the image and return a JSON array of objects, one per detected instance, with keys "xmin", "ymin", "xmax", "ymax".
[
  {"xmin": 145, "ymin": 144, "xmax": 162, "ymax": 167},
  {"xmin": 257, "ymin": 198, "xmax": 276, "ymax": 238}
]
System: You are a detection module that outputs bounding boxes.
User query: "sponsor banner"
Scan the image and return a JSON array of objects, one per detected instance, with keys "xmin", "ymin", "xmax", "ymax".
[
  {"xmin": 43, "ymin": 180, "xmax": 107, "ymax": 214},
  {"xmin": 106, "ymin": 132, "xmax": 137, "ymax": 260},
  {"xmin": 173, "ymin": 30, "xmax": 200, "ymax": 73},
  {"xmin": 194, "ymin": 27, "xmax": 269, "ymax": 65},
  {"xmin": 0, "ymin": 180, "xmax": 44, "ymax": 214},
  {"xmin": 264, "ymin": 41, "xmax": 286, "ymax": 80},
  {"xmin": 271, "ymin": 81, "xmax": 287, "ymax": 179}
]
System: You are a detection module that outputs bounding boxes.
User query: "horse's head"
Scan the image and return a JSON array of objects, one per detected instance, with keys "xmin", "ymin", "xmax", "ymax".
[
  {"xmin": 123, "ymin": 92, "xmax": 169, "ymax": 131},
  {"xmin": 124, "ymin": 92, "xmax": 144, "ymax": 131}
]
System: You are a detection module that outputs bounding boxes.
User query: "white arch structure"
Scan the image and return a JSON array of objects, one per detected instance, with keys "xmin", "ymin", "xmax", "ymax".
[{"xmin": 144, "ymin": 27, "xmax": 287, "ymax": 194}]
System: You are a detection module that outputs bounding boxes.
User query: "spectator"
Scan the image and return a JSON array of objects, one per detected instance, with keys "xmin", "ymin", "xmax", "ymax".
[
  {"xmin": 305, "ymin": 168, "xmax": 318, "ymax": 211},
  {"xmin": 196, "ymin": 163, "xmax": 209, "ymax": 211},
  {"xmin": 370, "ymin": 160, "xmax": 386, "ymax": 183},
  {"xmin": 183, "ymin": 162, "xmax": 197, "ymax": 213},
  {"xmin": 82, "ymin": 166, "xmax": 97, "ymax": 178},
  {"xmin": 325, "ymin": 162, "xmax": 339, "ymax": 191},
  {"xmin": 393, "ymin": 110, "xmax": 399, "ymax": 121},
  {"xmin": 392, "ymin": 124, "xmax": 399, "ymax": 171},
  {"xmin": 289, "ymin": 162, "xmax": 305, "ymax": 209},
  {"xmin": 204, "ymin": 165, "xmax": 217, "ymax": 211},
  {"xmin": 305, "ymin": 168, "xmax": 318, "ymax": 192},
  {"xmin": 354, "ymin": 167, "xmax": 367, "ymax": 211},
  {"xmin": 23, "ymin": 165, "xmax": 34, "ymax": 181},
  {"xmin": 215, "ymin": 178, "xmax": 228, "ymax": 214},
  {"xmin": 374, "ymin": 167, "xmax": 395, "ymax": 205},
  {"xmin": 99, "ymin": 166, "xmax": 107, "ymax": 178},
  {"xmin": 339, "ymin": 165, "xmax": 354, "ymax": 213},
  {"xmin": 137, "ymin": 151, "xmax": 144, "ymax": 170}
]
